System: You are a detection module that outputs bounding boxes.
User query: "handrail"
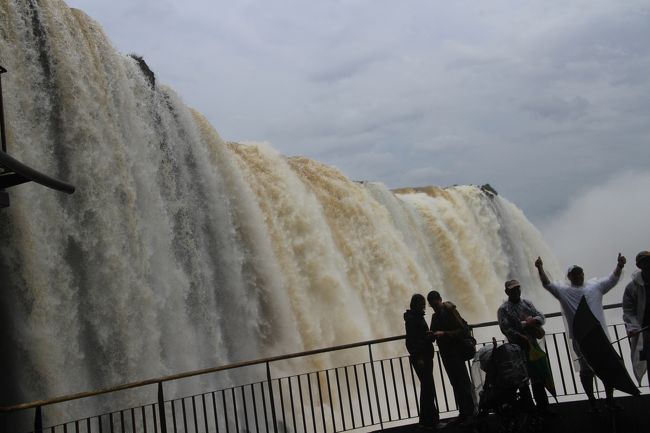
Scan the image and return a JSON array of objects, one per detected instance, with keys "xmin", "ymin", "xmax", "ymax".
[
  {"xmin": 469, "ymin": 302, "xmax": 622, "ymax": 329},
  {"xmin": 0, "ymin": 302, "xmax": 624, "ymax": 413},
  {"xmin": 0, "ymin": 336, "xmax": 405, "ymax": 413}
]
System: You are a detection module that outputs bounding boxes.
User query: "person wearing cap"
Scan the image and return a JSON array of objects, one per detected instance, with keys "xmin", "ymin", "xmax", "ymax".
[
  {"xmin": 535, "ymin": 253, "xmax": 626, "ymax": 411},
  {"xmin": 404, "ymin": 294, "xmax": 439, "ymax": 429},
  {"xmin": 497, "ymin": 279, "xmax": 551, "ymax": 415},
  {"xmin": 622, "ymin": 250, "xmax": 650, "ymax": 385},
  {"xmin": 427, "ymin": 290, "xmax": 475, "ymax": 426}
]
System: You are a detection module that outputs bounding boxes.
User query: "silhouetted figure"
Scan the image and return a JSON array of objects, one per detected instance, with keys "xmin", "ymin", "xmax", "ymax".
[
  {"xmin": 498, "ymin": 279, "xmax": 554, "ymax": 416},
  {"xmin": 404, "ymin": 294, "xmax": 439, "ymax": 429},
  {"xmin": 623, "ymin": 250, "xmax": 650, "ymax": 385},
  {"xmin": 477, "ymin": 338, "xmax": 538, "ymax": 431},
  {"xmin": 427, "ymin": 291, "xmax": 475, "ymax": 427},
  {"xmin": 536, "ymin": 254, "xmax": 626, "ymax": 411}
]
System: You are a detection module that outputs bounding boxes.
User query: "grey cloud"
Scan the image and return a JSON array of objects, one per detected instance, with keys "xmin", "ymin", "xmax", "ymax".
[
  {"xmin": 522, "ymin": 96, "xmax": 590, "ymax": 122},
  {"xmin": 308, "ymin": 53, "xmax": 381, "ymax": 84},
  {"xmin": 411, "ymin": 135, "xmax": 467, "ymax": 153},
  {"xmin": 67, "ymin": 0, "xmax": 650, "ymax": 232},
  {"xmin": 540, "ymin": 171, "xmax": 650, "ymax": 303}
]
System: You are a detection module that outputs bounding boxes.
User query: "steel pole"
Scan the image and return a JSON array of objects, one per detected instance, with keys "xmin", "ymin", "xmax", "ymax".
[
  {"xmin": 368, "ymin": 344, "xmax": 384, "ymax": 431},
  {"xmin": 34, "ymin": 406, "xmax": 43, "ymax": 433},
  {"xmin": 0, "ymin": 66, "xmax": 8, "ymax": 154},
  {"xmin": 158, "ymin": 382, "xmax": 168, "ymax": 433},
  {"xmin": 266, "ymin": 361, "xmax": 279, "ymax": 433}
]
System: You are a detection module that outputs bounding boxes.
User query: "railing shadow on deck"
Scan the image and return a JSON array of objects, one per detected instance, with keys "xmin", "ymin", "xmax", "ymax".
[{"xmin": 1, "ymin": 303, "xmax": 647, "ymax": 433}]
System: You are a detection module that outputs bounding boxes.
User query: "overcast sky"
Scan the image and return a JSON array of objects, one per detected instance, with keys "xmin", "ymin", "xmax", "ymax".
[{"xmin": 66, "ymin": 0, "xmax": 650, "ymax": 273}]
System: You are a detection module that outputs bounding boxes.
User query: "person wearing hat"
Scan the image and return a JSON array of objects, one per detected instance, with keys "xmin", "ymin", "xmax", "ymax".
[
  {"xmin": 497, "ymin": 279, "xmax": 551, "ymax": 415},
  {"xmin": 622, "ymin": 250, "xmax": 650, "ymax": 385},
  {"xmin": 535, "ymin": 253, "xmax": 626, "ymax": 411},
  {"xmin": 427, "ymin": 290, "xmax": 475, "ymax": 427}
]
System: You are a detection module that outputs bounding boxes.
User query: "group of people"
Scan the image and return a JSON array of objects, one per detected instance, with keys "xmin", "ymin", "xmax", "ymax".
[
  {"xmin": 404, "ymin": 250, "xmax": 650, "ymax": 430},
  {"xmin": 404, "ymin": 291, "xmax": 475, "ymax": 429}
]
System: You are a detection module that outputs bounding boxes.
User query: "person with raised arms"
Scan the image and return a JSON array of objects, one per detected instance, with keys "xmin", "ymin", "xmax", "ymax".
[{"xmin": 535, "ymin": 253, "xmax": 626, "ymax": 411}]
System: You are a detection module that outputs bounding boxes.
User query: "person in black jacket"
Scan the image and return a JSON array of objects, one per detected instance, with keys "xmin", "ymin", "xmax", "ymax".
[
  {"xmin": 404, "ymin": 293, "xmax": 439, "ymax": 429},
  {"xmin": 428, "ymin": 291, "xmax": 475, "ymax": 427}
]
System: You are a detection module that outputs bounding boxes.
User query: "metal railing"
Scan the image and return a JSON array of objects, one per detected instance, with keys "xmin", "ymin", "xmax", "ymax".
[{"xmin": 1, "ymin": 303, "xmax": 645, "ymax": 433}]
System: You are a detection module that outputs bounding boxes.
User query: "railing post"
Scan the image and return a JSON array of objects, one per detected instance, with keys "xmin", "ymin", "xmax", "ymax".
[
  {"xmin": 158, "ymin": 382, "xmax": 168, "ymax": 433},
  {"xmin": 266, "ymin": 361, "xmax": 279, "ymax": 433},
  {"xmin": 368, "ymin": 344, "xmax": 384, "ymax": 431},
  {"xmin": 34, "ymin": 406, "xmax": 43, "ymax": 433},
  {"xmin": 0, "ymin": 65, "xmax": 8, "ymax": 154}
]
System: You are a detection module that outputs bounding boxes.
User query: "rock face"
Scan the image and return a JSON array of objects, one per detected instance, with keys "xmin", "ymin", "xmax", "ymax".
[
  {"xmin": 128, "ymin": 54, "xmax": 155, "ymax": 87},
  {"xmin": 481, "ymin": 183, "xmax": 499, "ymax": 197}
]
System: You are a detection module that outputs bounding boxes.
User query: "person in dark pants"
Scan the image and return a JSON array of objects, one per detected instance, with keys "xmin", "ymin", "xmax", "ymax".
[
  {"xmin": 404, "ymin": 294, "xmax": 439, "ymax": 429},
  {"xmin": 623, "ymin": 250, "xmax": 650, "ymax": 386},
  {"xmin": 427, "ymin": 291, "xmax": 475, "ymax": 427},
  {"xmin": 498, "ymin": 279, "xmax": 553, "ymax": 415}
]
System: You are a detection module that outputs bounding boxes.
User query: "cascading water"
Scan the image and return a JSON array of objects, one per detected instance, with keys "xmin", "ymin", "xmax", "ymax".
[{"xmin": 0, "ymin": 0, "xmax": 561, "ymax": 417}]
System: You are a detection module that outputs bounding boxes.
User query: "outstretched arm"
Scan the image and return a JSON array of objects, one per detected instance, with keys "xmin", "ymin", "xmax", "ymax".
[
  {"xmin": 613, "ymin": 253, "xmax": 626, "ymax": 278},
  {"xmin": 535, "ymin": 256, "xmax": 550, "ymax": 287},
  {"xmin": 535, "ymin": 256, "xmax": 559, "ymax": 298},
  {"xmin": 599, "ymin": 253, "xmax": 626, "ymax": 294}
]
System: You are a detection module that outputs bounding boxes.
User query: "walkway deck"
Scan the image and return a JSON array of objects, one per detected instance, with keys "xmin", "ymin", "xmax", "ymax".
[{"xmin": 378, "ymin": 394, "xmax": 649, "ymax": 433}]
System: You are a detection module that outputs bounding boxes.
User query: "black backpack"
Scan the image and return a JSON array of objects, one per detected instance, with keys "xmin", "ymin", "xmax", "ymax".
[{"xmin": 443, "ymin": 302, "xmax": 477, "ymax": 360}]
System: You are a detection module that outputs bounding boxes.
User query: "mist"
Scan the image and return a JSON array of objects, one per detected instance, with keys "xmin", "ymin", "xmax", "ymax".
[{"xmin": 540, "ymin": 170, "xmax": 650, "ymax": 305}]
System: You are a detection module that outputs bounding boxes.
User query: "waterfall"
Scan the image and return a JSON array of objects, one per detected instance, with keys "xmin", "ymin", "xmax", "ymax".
[{"xmin": 0, "ymin": 0, "xmax": 561, "ymax": 411}]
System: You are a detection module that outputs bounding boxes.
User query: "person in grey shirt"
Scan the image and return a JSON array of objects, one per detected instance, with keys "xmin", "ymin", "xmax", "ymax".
[
  {"xmin": 498, "ymin": 279, "xmax": 551, "ymax": 415},
  {"xmin": 535, "ymin": 254, "xmax": 626, "ymax": 411}
]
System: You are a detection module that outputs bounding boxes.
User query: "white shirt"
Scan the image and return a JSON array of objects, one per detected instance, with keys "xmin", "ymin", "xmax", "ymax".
[{"xmin": 544, "ymin": 273, "xmax": 620, "ymax": 339}]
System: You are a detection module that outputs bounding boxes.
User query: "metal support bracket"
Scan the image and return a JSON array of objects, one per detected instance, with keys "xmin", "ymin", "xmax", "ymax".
[{"xmin": 0, "ymin": 65, "xmax": 75, "ymax": 208}]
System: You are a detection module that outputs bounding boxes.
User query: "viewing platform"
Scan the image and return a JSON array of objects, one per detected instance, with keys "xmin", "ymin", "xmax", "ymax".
[
  {"xmin": 383, "ymin": 394, "xmax": 649, "ymax": 433},
  {"xmin": 1, "ymin": 303, "xmax": 647, "ymax": 433}
]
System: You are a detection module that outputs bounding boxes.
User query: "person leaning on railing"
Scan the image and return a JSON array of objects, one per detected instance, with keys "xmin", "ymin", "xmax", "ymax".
[
  {"xmin": 427, "ymin": 290, "xmax": 475, "ymax": 427},
  {"xmin": 404, "ymin": 294, "xmax": 439, "ymax": 430},
  {"xmin": 623, "ymin": 250, "xmax": 650, "ymax": 386}
]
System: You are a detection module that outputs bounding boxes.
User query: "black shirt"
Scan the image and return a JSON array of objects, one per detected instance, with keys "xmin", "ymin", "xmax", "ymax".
[
  {"xmin": 430, "ymin": 302, "xmax": 465, "ymax": 352},
  {"xmin": 404, "ymin": 309, "xmax": 434, "ymax": 359}
]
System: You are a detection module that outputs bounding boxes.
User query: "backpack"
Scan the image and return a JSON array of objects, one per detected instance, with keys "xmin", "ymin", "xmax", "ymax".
[{"xmin": 443, "ymin": 302, "xmax": 477, "ymax": 360}]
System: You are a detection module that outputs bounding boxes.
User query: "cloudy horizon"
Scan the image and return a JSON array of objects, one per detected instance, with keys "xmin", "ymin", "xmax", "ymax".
[{"xmin": 65, "ymin": 0, "xmax": 650, "ymax": 279}]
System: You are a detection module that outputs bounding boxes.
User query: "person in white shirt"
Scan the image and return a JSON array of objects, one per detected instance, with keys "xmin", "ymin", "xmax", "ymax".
[{"xmin": 535, "ymin": 254, "xmax": 626, "ymax": 411}]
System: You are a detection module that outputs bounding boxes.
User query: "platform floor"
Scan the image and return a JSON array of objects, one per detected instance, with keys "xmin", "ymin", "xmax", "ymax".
[{"xmin": 377, "ymin": 394, "xmax": 649, "ymax": 433}]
